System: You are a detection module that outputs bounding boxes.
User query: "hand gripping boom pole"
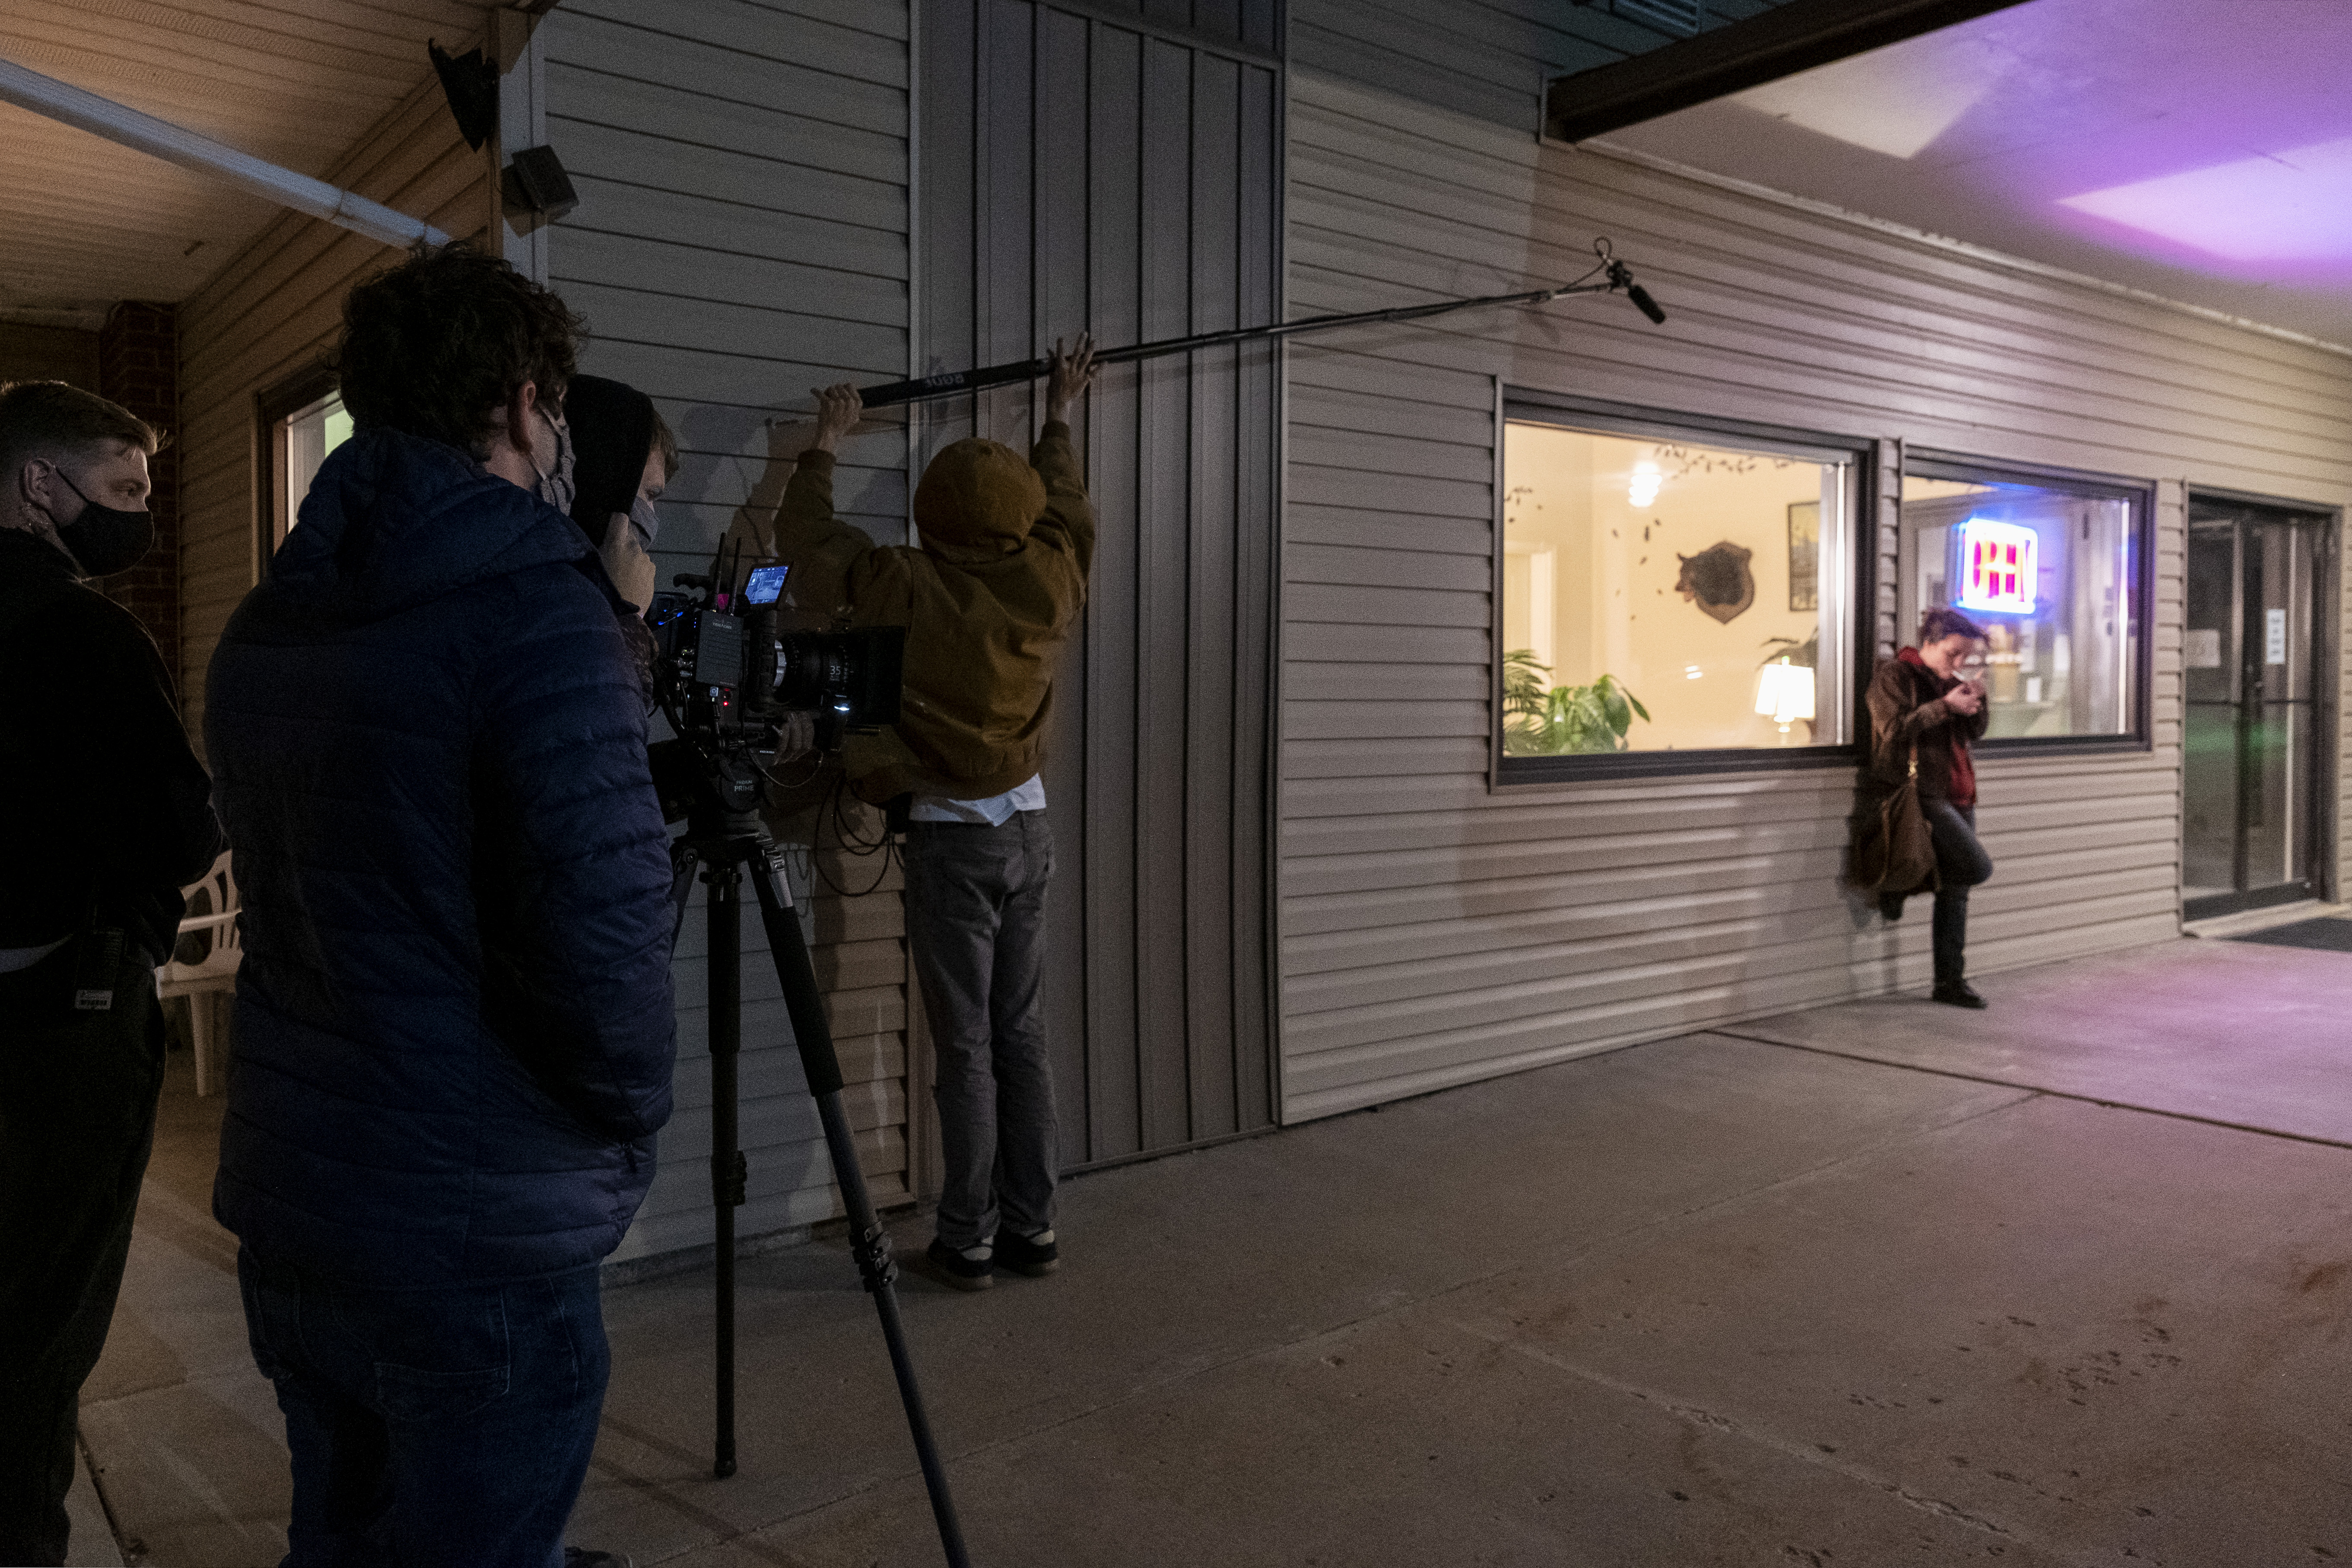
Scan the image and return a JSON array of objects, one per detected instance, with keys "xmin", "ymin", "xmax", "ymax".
[{"xmin": 855, "ymin": 243, "xmax": 1667, "ymax": 410}]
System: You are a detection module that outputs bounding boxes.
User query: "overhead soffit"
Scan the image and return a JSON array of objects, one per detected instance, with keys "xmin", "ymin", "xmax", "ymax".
[
  {"xmin": 1594, "ymin": 0, "xmax": 2352, "ymax": 346},
  {"xmin": 1543, "ymin": 0, "xmax": 2035, "ymax": 143},
  {"xmin": 0, "ymin": 0, "xmax": 503, "ymax": 317}
]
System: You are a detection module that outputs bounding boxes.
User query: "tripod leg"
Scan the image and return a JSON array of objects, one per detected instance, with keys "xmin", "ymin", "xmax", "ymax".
[
  {"xmin": 668, "ymin": 838, "xmax": 699, "ymax": 950},
  {"xmin": 744, "ymin": 841, "xmax": 972, "ymax": 1568},
  {"xmin": 706, "ymin": 855, "xmax": 746, "ymax": 1480}
]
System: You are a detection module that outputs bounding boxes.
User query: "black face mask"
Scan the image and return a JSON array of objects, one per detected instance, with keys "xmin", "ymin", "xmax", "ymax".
[{"xmin": 44, "ymin": 464, "xmax": 155, "ymax": 577}]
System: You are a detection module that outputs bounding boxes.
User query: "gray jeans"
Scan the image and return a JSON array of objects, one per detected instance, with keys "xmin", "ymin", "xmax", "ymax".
[{"xmin": 903, "ymin": 811, "xmax": 1058, "ymax": 1249}]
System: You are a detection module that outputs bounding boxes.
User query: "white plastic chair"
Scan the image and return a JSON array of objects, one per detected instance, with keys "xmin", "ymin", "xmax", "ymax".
[{"xmin": 157, "ymin": 850, "xmax": 240, "ymax": 1097}]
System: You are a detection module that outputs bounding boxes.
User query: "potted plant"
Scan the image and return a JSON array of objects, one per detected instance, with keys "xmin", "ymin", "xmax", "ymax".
[{"xmin": 1503, "ymin": 650, "xmax": 1651, "ymax": 754}]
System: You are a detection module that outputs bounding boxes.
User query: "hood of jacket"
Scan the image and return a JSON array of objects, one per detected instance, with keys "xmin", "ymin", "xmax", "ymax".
[
  {"xmin": 912, "ymin": 437, "xmax": 1049, "ymax": 556},
  {"xmin": 564, "ymin": 373, "xmax": 657, "ymax": 550},
  {"xmin": 264, "ymin": 425, "xmax": 612, "ymax": 624}
]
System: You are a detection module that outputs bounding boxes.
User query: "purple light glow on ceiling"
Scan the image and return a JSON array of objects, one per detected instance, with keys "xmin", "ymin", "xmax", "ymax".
[
  {"xmin": 2058, "ymin": 137, "xmax": 2352, "ymax": 273},
  {"xmin": 1606, "ymin": 0, "xmax": 2352, "ymax": 335}
]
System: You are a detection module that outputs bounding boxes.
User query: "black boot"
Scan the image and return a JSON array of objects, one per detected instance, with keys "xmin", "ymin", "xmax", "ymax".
[
  {"xmin": 1932, "ymin": 979, "xmax": 1987, "ymax": 1009},
  {"xmin": 1877, "ymin": 891, "xmax": 1906, "ymax": 921}
]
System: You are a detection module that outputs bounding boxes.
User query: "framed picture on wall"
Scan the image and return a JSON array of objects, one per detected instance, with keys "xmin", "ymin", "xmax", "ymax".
[{"xmin": 1787, "ymin": 500, "xmax": 1819, "ymax": 612}]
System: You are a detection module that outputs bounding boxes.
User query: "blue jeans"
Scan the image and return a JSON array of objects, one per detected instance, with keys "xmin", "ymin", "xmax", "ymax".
[
  {"xmin": 903, "ymin": 811, "xmax": 1058, "ymax": 1250},
  {"xmin": 236, "ymin": 1250, "xmax": 609, "ymax": 1568},
  {"xmin": 1925, "ymin": 800, "xmax": 1995, "ymax": 984}
]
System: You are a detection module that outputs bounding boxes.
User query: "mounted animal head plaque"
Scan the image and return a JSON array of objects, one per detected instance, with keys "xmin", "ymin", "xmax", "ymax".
[{"xmin": 1675, "ymin": 541, "xmax": 1755, "ymax": 624}]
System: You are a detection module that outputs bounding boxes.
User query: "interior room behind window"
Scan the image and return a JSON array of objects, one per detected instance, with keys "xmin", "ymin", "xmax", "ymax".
[
  {"xmin": 275, "ymin": 392, "xmax": 352, "ymax": 549},
  {"xmin": 1902, "ymin": 476, "xmax": 2136, "ymax": 739},
  {"xmin": 1502, "ymin": 421, "xmax": 1853, "ymax": 754}
]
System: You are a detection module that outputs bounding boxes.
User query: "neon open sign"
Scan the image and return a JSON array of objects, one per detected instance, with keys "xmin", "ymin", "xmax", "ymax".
[{"xmin": 1956, "ymin": 518, "xmax": 2037, "ymax": 615}]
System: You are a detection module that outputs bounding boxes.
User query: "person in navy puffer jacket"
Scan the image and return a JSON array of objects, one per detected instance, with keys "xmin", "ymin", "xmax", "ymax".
[{"xmin": 205, "ymin": 245, "xmax": 673, "ymax": 1568}]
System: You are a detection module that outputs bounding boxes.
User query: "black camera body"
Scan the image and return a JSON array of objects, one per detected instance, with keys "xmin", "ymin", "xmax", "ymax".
[{"xmin": 645, "ymin": 564, "xmax": 904, "ymax": 814}]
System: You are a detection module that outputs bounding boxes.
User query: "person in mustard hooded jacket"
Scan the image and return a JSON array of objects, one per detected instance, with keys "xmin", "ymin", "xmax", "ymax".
[{"xmin": 767, "ymin": 337, "xmax": 1096, "ymax": 1290}]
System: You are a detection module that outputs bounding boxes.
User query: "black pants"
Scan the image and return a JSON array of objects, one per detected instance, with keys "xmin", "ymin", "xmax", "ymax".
[
  {"xmin": 1924, "ymin": 800, "xmax": 1995, "ymax": 984},
  {"xmin": 0, "ymin": 936, "xmax": 165, "ymax": 1565}
]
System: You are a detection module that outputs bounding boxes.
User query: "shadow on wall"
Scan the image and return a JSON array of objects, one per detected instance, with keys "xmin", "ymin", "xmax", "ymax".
[{"xmin": 635, "ymin": 398, "xmax": 910, "ymax": 626}]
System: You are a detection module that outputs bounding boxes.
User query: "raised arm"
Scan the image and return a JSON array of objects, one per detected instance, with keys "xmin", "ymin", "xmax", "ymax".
[
  {"xmin": 1030, "ymin": 336, "xmax": 1098, "ymax": 573},
  {"xmin": 1866, "ymin": 660, "xmax": 1958, "ymax": 768},
  {"xmin": 764, "ymin": 383, "xmax": 880, "ymax": 620}
]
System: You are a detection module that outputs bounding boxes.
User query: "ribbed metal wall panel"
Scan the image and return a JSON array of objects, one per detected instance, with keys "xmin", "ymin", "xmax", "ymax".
[
  {"xmin": 1276, "ymin": 43, "xmax": 2352, "ymax": 1123},
  {"xmin": 919, "ymin": 0, "xmax": 1282, "ymax": 1164}
]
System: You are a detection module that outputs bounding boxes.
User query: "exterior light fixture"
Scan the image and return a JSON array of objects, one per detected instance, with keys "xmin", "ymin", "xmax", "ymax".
[
  {"xmin": 1754, "ymin": 657, "xmax": 1815, "ymax": 742},
  {"xmin": 502, "ymin": 143, "xmax": 579, "ymax": 222},
  {"xmin": 1955, "ymin": 517, "xmax": 2037, "ymax": 615}
]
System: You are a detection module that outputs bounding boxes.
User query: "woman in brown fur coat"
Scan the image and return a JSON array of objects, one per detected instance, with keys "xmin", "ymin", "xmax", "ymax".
[{"xmin": 1865, "ymin": 607, "xmax": 1995, "ymax": 1008}]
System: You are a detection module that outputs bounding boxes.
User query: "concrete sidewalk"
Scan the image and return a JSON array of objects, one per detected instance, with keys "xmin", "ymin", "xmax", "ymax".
[{"xmin": 73, "ymin": 937, "xmax": 2352, "ymax": 1565}]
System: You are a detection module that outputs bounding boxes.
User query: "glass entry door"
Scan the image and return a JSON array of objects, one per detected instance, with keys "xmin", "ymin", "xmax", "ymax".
[{"xmin": 2183, "ymin": 500, "xmax": 2331, "ymax": 919}]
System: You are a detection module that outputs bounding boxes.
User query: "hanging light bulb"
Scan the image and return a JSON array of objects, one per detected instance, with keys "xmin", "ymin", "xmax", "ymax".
[{"xmin": 1628, "ymin": 459, "xmax": 1662, "ymax": 508}]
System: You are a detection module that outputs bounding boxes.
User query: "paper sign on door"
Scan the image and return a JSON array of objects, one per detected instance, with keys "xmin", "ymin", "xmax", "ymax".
[{"xmin": 2266, "ymin": 607, "xmax": 2287, "ymax": 665}]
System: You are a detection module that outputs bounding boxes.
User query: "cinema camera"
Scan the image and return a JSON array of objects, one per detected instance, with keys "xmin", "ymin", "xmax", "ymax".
[{"xmin": 644, "ymin": 559, "xmax": 905, "ymax": 814}]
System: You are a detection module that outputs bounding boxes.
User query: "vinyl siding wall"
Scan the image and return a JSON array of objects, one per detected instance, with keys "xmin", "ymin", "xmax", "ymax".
[
  {"xmin": 1277, "ymin": 59, "xmax": 2352, "ymax": 1122},
  {"xmin": 176, "ymin": 76, "xmax": 489, "ymax": 751},
  {"xmin": 538, "ymin": 0, "xmax": 918, "ymax": 1263}
]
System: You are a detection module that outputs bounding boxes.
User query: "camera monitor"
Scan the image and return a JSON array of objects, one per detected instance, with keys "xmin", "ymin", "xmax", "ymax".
[{"xmin": 742, "ymin": 564, "xmax": 789, "ymax": 605}]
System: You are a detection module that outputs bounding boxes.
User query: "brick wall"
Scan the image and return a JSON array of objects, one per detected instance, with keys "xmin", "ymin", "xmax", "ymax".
[
  {"xmin": 0, "ymin": 321, "xmax": 102, "ymax": 389},
  {"xmin": 95, "ymin": 302, "xmax": 180, "ymax": 665}
]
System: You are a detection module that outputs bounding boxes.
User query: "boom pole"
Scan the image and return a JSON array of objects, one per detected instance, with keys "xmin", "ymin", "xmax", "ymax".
[{"xmin": 857, "ymin": 245, "xmax": 1666, "ymax": 410}]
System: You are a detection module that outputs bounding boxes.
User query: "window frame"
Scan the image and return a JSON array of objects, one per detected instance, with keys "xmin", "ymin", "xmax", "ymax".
[
  {"xmin": 254, "ymin": 363, "xmax": 340, "ymax": 582},
  {"xmin": 1901, "ymin": 448, "xmax": 2157, "ymax": 759},
  {"xmin": 1490, "ymin": 388, "xmax": 1882, "ymax": 788}
]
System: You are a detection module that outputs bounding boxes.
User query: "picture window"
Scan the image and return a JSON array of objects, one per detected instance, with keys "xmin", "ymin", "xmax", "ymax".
[
  {"xmin": 1901, "ymin": 457, "xmax": 2148, "ymax": 744},
  {"xmin": 1497, "ymin": 401, "xmax": 1864, "ymax": 779}
]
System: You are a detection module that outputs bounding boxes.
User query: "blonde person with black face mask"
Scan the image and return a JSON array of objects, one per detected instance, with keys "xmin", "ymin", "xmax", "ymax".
[{"xmin": 0, "ymin": 380, "xmax": 222, "ymax": 1565}]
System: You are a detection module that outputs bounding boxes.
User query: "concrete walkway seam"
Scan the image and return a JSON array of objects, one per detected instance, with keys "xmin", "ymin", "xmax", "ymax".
[{"xmin": 1709, "ymin": 1028, "xmax": 2352, "ymax": 1153}]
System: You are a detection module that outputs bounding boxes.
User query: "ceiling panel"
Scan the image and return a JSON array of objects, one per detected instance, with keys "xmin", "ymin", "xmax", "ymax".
[{"xmin": 0, "ymin": 0, "xmax": 502, "ymax": 315}]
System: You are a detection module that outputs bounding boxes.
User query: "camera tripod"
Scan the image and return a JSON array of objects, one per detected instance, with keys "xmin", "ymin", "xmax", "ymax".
[{"xmin": 667, "ymin": 787, "xmax": 970, "ymax": 1568}]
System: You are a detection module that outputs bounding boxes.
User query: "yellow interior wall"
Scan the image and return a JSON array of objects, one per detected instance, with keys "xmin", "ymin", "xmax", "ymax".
[{"xmin": 1504, "ymin": 423, "xmax": 1835, "ymax": 750}]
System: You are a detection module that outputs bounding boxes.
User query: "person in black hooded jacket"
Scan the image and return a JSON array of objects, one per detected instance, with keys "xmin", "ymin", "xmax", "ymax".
[
  {"xmin": 564, "ymin": 372, "xmax": 676, "ymax": 615},
  {"xmin": 204, "ymin": 246, "xmax": 671, "ymax": 1568}
]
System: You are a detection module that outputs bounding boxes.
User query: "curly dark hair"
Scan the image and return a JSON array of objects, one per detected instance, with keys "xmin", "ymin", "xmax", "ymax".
[
  {"xmin": 334, "ymin": 243, "xmax": 584, "ymax": 453},
  {"xmin": 1921, "ymin": 606, "xmax": 1987, "ymax": 643}
]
